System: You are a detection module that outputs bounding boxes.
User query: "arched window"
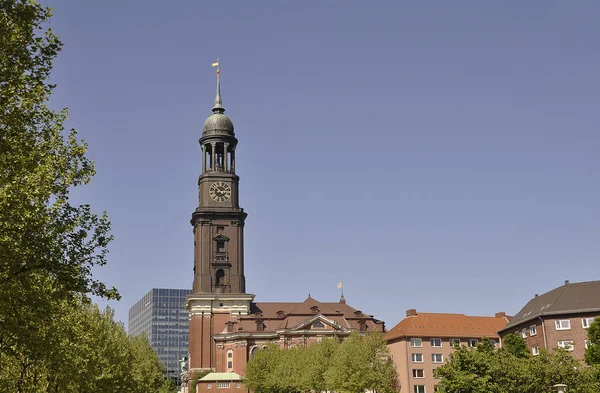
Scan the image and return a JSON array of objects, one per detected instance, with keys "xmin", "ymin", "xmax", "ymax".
[
  {"xmin": 215, "ymin": 269, "xmax": 225, "ymax": 286},
  {"xmin": 227, "ymin": 350, "xmax": 233, "ymax": 371},
  {"xmin": 249, "ymin": 346, "xmax": 258, "ymax": 359}
]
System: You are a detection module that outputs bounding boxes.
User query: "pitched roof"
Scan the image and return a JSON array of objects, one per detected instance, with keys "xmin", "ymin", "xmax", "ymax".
[
  {"xmin": 215, "ymin": 296, "xmax": 385, "ymax": 336},
  {"xmin": 384, "ymin": 311, "xmax": 509, "ymax": 342},
  {"xmin": 199, "ymin": 372, "xmax": 243, "ymax": 382},
  {"xmin": 500, "ymin": 280, "xmax": 600, "ymax": 332}
]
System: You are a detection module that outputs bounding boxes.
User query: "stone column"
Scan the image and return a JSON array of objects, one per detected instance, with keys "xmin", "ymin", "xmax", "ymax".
[
  {"xmin": 231, "ymin": 148, "xmax": 235, "ymax": 172},
  {"xmin": 211, "ymin": 142, "xmax": 216, "ymax": 171},
  {"xmin": 201, "ymin": 144, "xmax": 206, "ymax": 172},
  {"xmin": 224, "ymin": 142, "xmax": 229, "ymax": 172}
]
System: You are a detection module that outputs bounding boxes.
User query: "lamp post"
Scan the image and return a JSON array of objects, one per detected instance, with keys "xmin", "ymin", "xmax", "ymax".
[{"xmin": 553, "ymin": 383, "xmax": 567, "ymax": 393}]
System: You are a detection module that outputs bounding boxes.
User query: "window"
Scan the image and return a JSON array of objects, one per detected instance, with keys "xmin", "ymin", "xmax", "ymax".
[
  {"xmin": 468, "ymin": 339, "xmax": 478, "ymax": 347},
  {"xmin": 312, "ymin": 320, "xmax": 325, "ymax": 329},
  {"xmin": 557, "ymin": 340, "xmax": 574, "ymax": 351},
  {"xmin": 249, "ymin": 346, "xmax": 258, "ymax": 359},
  {"xmin": 585, "ymin": 340, "xmax": 591, "ymax": 349},
  {"xmin": 432, "ymin": 353, "xmax": 443, "ymax": 363},
  {"xmin": 216, "ymin": 240, "xmax": 226, "ymax": 253},
  {"xmin": 256, "ymin": 321, "xmax": 264, "ymax": 331},
  {"xmin": 227, "ymin": 349, "xmax": 233, "ymax": 370},
  {"xmin": 227, "ymin": 361, "xmax": 232, "ymax": 369},
  {"xmin": 411, "ymin": 338, "xmax": 422, "ymax": 347},
  {"xmin": 217, "ymin": 383, "xmax": 231, "ymax": 388},
  {"xmin": 532, "ymin": 345, "xmax": 539, "ymax": 356},
  {"xmin": 450, "ymin": 338, "xmax": 461, "ymax": 346},
  {"xmin": 414, "ymin": 385, "xmax": 426, "ymax": 393},
  {"xmin": 227, "ymin": 351, "xmax": 233, "ymax": 358},
  {"xmin": 412, "ymin": 353, "xmax": 423, "ymax": 363},
  {"xmin": 529, "ymin": 325, "xmax": 537, "ymax": 336},
  {"xmin": 582, "ymin": 318, "xmax": 595, "ymax": 328},
  {"xmin": 412, "ymin": 369, "xmax": 424, "ymax": 378},
  {"xmin": 430, "ymin": 338, "xmax": 442, "ymax": 347},
  {"xmin": 207, "ymin": 384, "xmax": 212, "ymax": 389},
  {"xmin": 236, "ymin": 383, "xmax": 241, "ymax": 389},
  {"xmin": 521, "ymin": 329, "xmax": 527, "ymax": 338},
  {"xmin": 555, "ymin": 320, "xmax": 571, "ymax": 330},
  {"xmin": 489, "ymin": 339, "xmax": 497, "ymax": 346}
]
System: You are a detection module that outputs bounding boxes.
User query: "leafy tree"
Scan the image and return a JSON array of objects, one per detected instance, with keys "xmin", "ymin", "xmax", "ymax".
[
  {"xmin": 435, "ymin": 337, "xmax": 600, "ymax": 393},
  {"xmin": 245, "ymin": 333, "xmax": 398, "ymax": 393},
  {"xmin": 503, "ymin": 333, "xmax": 530, "ymax": 358},
  {"xmin": 0, "ymin": 0, "xmax": 118, "ymax": 352},
  {"xmin": 585, "ymin": 317, "xmax": 600, "ymax": 365}
]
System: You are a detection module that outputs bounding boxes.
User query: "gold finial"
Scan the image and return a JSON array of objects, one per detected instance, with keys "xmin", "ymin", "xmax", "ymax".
[{"xmin": 212, "ymin": 58, "xmax": 220, "ymax": 76}]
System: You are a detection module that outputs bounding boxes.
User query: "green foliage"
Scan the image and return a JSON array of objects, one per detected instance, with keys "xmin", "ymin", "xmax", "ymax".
[
  {"xmin": 435, "ymin": 337, "xmax": 600, "ymax": 393},
  {"xmin": 585, "ymin": 317, "xmax": 600, "ymax": 365},
  {"xmin": 503, "ymin": 333, "xmax": 530, "ymax": 358},
  {"xmin": 0, "ymin": 299, "xmax": 171, "ymax": 392},
  {"xmin": 245, "ymin": 333, "xmax": 398, "ymax": 393},
  {"xmin": 189, "ymin": 370, "xmax": 211, "ymax": 393}
]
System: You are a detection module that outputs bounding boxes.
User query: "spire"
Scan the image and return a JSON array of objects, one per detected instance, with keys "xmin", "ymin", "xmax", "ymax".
[{"xmin": 212, "ymin": 58, "xmax": 224, "ymax": 113}]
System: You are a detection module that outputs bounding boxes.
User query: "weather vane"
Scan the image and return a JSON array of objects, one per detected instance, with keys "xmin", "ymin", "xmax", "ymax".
[{"xmin": 212, "ymin": 58, "xmax": 220, "ymax": 76}]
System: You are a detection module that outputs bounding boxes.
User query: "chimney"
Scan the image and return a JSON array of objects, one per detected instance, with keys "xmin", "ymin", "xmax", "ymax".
[
  {"xmin": 564, "ymin": 280, "xmax": 570, "ymax": 285},
  {"xmin": 406, "ymin": 309, "xmax": 417, "ymax": 317},
  {"xmin": 495, "ymin": 312, "xmax": 506, "ymax": 318},
  {"xmin": 534, "ymin": 294, "xmax": 539, "ymax": 297}
]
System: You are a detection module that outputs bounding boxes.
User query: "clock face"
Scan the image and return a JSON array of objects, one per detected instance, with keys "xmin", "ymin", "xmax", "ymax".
[{"xmin": 209, "ymin": 181, "xmax": 231, "ymax": 202}]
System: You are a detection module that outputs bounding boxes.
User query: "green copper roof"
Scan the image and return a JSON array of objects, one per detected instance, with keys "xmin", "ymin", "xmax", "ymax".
[{"xmin": 199, "ymin": 372, "xmax": 243, "ymax": 382}]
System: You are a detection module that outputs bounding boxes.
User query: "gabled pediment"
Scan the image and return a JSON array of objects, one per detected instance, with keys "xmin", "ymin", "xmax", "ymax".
[
  {"xmin": 213, "ymin": 234, "xmax": 230, "ymax": 241},
  {"xmin": 290, "ymin": 314, "xmax": 344, "ymax": 332}
]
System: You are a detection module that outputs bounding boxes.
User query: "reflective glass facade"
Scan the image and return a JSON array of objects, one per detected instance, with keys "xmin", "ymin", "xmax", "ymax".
[{"xmin": 128, "ymin": 288, "xmax": 191, "ymax": 385}]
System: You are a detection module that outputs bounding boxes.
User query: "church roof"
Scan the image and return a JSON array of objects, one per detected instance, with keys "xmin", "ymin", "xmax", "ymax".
[{"xmin": 216, "ymin": 296, "xmax": 385, "ymax": 336}]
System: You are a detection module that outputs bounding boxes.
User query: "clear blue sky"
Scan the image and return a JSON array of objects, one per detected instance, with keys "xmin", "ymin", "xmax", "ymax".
[{"xmin": 45, "ymin": 0, "xmax": 600, "ymax": 328}]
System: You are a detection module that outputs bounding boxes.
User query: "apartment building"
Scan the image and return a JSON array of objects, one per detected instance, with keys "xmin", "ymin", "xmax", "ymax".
[
  {"xmin": 498, "ymin": 280, "xmax": 600, "ymax": 359},
  {"xmin": 385, "ymin": 309, "xmax": 509, "ymax": 393}
]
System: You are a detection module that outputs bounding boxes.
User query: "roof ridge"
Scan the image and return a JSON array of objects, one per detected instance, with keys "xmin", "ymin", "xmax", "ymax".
[
  {"xmin": 463, "ymin": 314, "xmax": 500, "ymax": 335},
  {"xmin": 547, "ymin": 284, "xmax": 569, "ymax": 312}
]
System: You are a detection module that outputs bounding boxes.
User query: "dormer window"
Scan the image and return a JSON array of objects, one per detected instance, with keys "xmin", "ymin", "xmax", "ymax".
[
  {"xmin": 277, "ymin": 311, "xmax": 285, "ymax": 318},
  {"xmin": 256, "ymin": 321, "xmax": 265, "ymax": 331},
  {"xmin": 354, "ymin": 310, "xmax": 363, "ymax": 317},
  {"xmin": 226, "ymin": 322, "xmax": 234, "ymax": 333},
  {"xmin": 311, "ymin": 306, "xmax": 319, "ymax": 314},
  {"xmin": 359, "ymin": 320, "xmax": 367, "ymax": 331}
]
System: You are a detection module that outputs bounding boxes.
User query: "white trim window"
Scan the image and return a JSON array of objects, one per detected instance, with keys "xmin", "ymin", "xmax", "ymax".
[
  {"xmin": 555, "ymin": 320, "xmax": 571, "ymax": 330},
  {"xmin": 412, "ymin": 369, "xmax": 425, "ymax": 379},
  {"xmin": 411, "ymin": 338, "xmax": 423, "ymax": 348},
  {"xmin": 582, "ymin": 318, "xmax": 595, "ymax": 328},
  {"xmin": 521, "ymin": 329, "xmax": 527, "ymax": 338},
  {"xmin": 585, "ymin": 340, "xmax": 591, "ymax": 349},
  {"xmin": 529, "ymin": 325, "xmax": 537, "ymax": 336},
  {"xmin": 412, "ymin": 353, "xmax": 423, "ymax": 363},
  {"xmin": 557, "ymin": 340, "xmax": 574, "ymax": 351},
  {"xmin": 227, "ymin": 349, "xmax": 234, "ymax": 371},
  {"xmin": 217, "ymin": 383, "xmax": 231, "ymax": 389},
  {"xmin": 432, "ymin": 353, "xmax": 443, "ymax": 363},
  {"xmin": 532, "ymin": 345, "xmax": 539, "ymax": 356},
  {"xmin": 430, "ymin": 338, "xmax": 442, "ymax": 347},
  {"xmin": 207, "ymin": 384, "xmax": 212, "ymax": 389},
  {"xmin": 450, "ymin": 338, "xmax": 461, "ymax": 346},
  {"xmin": 468, "ymin": 339, "xmax": 478, "ymax": 347},
  {"xmin": 414, "ymin": 386, "xmax": 426, "ymax": 393}
]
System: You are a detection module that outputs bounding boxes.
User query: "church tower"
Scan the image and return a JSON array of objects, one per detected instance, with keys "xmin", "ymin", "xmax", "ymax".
[{"xmin": 186, "ymin": 66, "xmax": 255, "ymax": 372}]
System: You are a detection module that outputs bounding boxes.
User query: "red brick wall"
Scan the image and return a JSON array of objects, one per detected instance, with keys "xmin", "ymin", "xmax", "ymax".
[
  {"xmin": 196, "ymin": 381, "xmax": 247, "ymax": 393},
  {"xmin": 503, "ymin": 313, "xmax": 598, "ymax": 359}
]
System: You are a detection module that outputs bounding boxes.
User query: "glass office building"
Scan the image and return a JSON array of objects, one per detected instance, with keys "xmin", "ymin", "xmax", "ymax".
[{"xmin": 128, "ymin": 288, "xmax": 191, "ymax": 385}]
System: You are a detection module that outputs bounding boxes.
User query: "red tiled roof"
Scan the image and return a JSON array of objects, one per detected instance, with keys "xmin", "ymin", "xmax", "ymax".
[{"xmin": 384, "ymin": 311, "xmax": 509, "ymax": 342}]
